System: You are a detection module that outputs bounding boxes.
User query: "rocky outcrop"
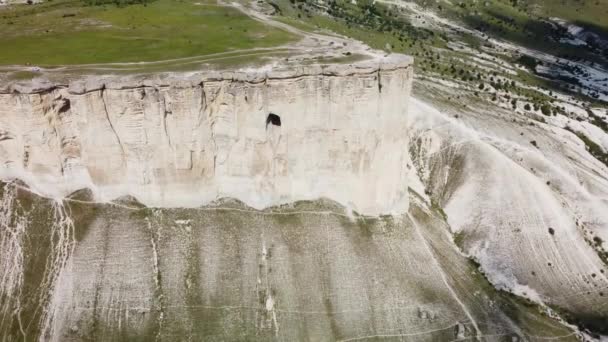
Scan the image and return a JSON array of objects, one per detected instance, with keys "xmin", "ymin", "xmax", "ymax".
[{"xmin": 0, "ymin": 56, "xmax": 413, "ymax": 215}]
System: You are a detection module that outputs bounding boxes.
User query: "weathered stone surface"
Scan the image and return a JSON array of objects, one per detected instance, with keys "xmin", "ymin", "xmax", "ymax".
[{"xmin": 0, "ymin": 57, "xmax": 413, "ymax": 215}]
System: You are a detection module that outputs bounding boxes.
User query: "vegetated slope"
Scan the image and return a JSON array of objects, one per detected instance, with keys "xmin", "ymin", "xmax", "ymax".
[
  {"xmin": 0, "ymin": 181, "xmax": 577, "ymax": 341},
  {"xmin": 506, "ymin": 0, "xmax": 608, "ymax": 31},
  {"xmin": 401, "ymin": 0, "xmax": 608, "ymax": 52},
  {"xmin": 0, "ymin": 0, "xmax": 295, "ymax": 65},
  {"xmin": 273, "ymin": 0, "xmax": 607, "ymax": 103}
]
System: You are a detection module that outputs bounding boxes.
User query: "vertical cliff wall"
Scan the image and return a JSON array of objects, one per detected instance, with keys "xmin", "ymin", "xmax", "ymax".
[{"xmin": 0, "ymin": 56, "xmax": 413, "ymax": 215}]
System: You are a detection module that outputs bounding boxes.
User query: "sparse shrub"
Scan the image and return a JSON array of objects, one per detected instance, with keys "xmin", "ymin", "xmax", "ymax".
[
  {"xmin": 540, "ymin": 104, "xmax": 551, "ymax": 116},
  {"xmin": 517, "ymin": 55, "xmax": 538, "ymax": 71}
]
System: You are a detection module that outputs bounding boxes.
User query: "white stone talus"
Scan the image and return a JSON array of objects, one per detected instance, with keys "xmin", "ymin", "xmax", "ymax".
[{"xmin": 0, "ymin": 55, "xmax": 413, "ymax": 215}]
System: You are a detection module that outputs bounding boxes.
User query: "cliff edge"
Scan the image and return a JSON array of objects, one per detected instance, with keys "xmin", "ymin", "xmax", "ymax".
[{"xmin": 0, "ymin": 55, "xmax": 414, "ymax": 215}]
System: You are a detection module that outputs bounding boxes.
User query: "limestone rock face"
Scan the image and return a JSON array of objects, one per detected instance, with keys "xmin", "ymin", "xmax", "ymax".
[{"xmin": 0, "ymin": 57, "xmax": 413, "ymax": 215}]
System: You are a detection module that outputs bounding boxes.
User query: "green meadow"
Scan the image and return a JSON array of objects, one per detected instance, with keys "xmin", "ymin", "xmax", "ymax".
[{"xmin": 0, "ymin": 0, "xmax": 295, "ymax": 65}]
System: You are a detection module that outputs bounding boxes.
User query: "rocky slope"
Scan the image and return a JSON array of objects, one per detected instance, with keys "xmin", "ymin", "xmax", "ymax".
[
  {"xmin": 0, "ymin": 181, "xmax": 578, "ymax": 341},
  {"xmin": 409, "ymin": 81, "xmax": 608, "ymax": 336}
]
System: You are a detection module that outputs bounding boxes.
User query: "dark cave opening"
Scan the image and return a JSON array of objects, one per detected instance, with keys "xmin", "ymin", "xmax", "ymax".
[{"xmin": 266, "ymin": 113, "xmax": 282, "ymax": 127}]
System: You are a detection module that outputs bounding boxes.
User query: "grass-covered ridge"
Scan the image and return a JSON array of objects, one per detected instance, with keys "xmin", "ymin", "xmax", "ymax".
[{"xmin": 0, "ymin": 0, "xmax": 295, "ymax": 65}]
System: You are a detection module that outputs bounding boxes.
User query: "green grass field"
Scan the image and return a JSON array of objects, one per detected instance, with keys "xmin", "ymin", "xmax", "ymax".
[
  {"xmin": 528, "ymin": 0, "xmax": 608, "ymax": 29},
  {"xmin": 0, "ymin": 0, "xmax": 295, "ymax": 65}
]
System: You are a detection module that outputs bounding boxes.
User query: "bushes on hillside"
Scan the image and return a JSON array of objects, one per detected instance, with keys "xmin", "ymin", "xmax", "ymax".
[
  {"xmin": 540, "ymin": 104, "xmax": 551, "ymax": 116},
  {"xmin": 517, "ymin": 55, "xmax": 538, "ymax": 71}
]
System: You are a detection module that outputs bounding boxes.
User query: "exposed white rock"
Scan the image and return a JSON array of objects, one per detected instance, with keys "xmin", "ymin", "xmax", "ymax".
[
  {"xmin": 408, "ymin": 92, "xmax": 608, "ymax": 324},
  {"xmin": 0, "ymin": 56, "xmax": 413, "ymax": 215}
]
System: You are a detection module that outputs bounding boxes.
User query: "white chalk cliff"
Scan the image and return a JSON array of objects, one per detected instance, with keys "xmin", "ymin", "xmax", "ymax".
[{"xmin": 0, "ymin": 56, "xmax": 413, "ymax": 215}]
